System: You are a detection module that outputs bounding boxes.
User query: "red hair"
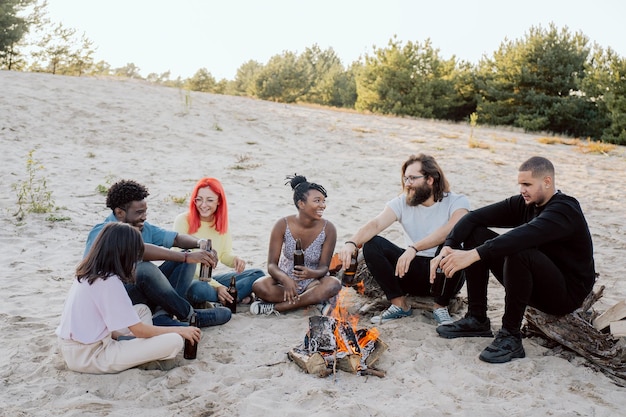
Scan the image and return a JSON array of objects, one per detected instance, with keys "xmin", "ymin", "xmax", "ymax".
[{"xmin": 187, "ymin": 177, "xmax": 229, "ymax": 235}]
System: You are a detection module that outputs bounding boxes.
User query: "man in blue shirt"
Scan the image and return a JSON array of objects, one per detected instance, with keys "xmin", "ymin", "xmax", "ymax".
[{"xmin": 85, "ymin": 180, "xmax": 231, "ymax": 328}]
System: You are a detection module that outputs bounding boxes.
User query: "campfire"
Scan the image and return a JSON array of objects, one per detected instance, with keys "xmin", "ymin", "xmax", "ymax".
[{"xmin": 287, "ymin": 291, "xmax": 387, "ymax": 378}]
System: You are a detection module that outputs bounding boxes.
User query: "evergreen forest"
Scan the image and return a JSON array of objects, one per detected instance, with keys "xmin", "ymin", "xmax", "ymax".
[{"xmin": 2, "ymin": 0, "xmax": 625, "ymax": 144}]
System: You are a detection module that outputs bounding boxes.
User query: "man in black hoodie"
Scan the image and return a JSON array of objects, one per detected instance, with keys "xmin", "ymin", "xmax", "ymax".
[{"xmin": 432, "ymin": 156, "xmax": 595, "ymax": 363}]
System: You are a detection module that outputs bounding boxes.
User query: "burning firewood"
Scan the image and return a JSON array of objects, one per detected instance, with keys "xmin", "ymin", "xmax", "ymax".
[{"xmin": 288, "ymin": 289, "xmax": 388, "ymax": 377}]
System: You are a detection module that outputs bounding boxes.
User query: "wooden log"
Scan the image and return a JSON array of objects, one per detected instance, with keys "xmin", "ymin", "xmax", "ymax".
[
  {"xmin": 337, "ymin": 321, "xmax": 361, "ymax": 355},
  {"xmin": 610, "ymin": 321, "xmax": 626, "ymax": 337},
  {"xmin": 308, "ymin": 316, "xmax": 336, "ymax": 352},
  {"xmin": 593, "ymin": 300, "xmax": 626, "ymax": 331},
  {"xmin": 581, "ymin": 284, "xmax": 604, "ymax": 313},
  {"xmin": 336, "ymin": 354, "xmax": 361, "ymax": 373},
  {"xmin": 360, "ymin": 368, "xmax": 386, "ymax": 378},
  {"xmin": 365, "ymin": 338, "xmax": 388, "ymax": 367},
  {"xmin": 524, "ymin": 306, "xmax": 626, "ymax": 385},
  {"xmin": 287, "ymin": 348, "xmax": 328, "ymax": 375}
]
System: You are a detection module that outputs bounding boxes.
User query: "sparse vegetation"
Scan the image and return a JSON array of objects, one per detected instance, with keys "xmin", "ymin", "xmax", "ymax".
[
  {"xmin": 46, "ymin": 213, "xmax": 71, "ymax": 222},
  {"xmin": 184, "ymin": 89, "xmax": 192, "ymax": 111},
  {"xmin": 577, "ymin": 139, "xmax": 616, "ymax": 154},
  {"xmin": 468, "ymin": 140, "xmax": 493, "ymax": 151},
  {"xmin": 537, "ymin": 137, "xmax": 616, "ymax": 154},
  {"xmin": 230, "ymin": 153, "xmax": 261, "ymax": 170},
  {"xmin": 96, "ymin": 174, "xmax": 117, "ymax": 195},
  {"xmin": 168, "ymin": 194, "xmax": 188, "ymax": 205},
  {"xmin": 12, "ymin": 149, "xmax": 56, "ymax": 220},
  {"xmin": 352, "ymin": 127, "xmax": 374, "ymax": 134},
  {"xmin": 537, "ymin": 137, "xmax": 578, "ymax": 146}
]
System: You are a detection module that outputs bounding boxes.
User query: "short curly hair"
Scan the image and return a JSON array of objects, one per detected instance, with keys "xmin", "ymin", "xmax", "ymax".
[{"xmin": 106, "ymin": 180, "xmax": 149, "ymax": 211}]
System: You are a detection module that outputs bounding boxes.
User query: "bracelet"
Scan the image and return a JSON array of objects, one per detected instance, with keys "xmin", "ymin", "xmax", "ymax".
[
  {"xmin": 407, "ymin": 245, "xmax": 418, "ymax": 254},
  {"xmin": 345, "ymin": 241, "xmax": 358, "ymax": 249}
]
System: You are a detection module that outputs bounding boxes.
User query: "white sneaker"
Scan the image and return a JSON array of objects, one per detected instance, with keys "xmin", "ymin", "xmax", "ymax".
[
  {"xmin": 250, "ymin": 300, "xmax": 278, "ymax": 315},
  {"xmin": 371, "ymin": 304, "xmax": 412, "ymax": 324},
  {"xmin": 433, "ymin": 307, "xmax": 453, "ymax": 325}
]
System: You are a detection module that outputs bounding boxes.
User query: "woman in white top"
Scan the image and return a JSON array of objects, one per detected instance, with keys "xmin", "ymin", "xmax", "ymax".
[{"xmin": 56, "ymin": 222, "xmax": 200, "ymax": 374}]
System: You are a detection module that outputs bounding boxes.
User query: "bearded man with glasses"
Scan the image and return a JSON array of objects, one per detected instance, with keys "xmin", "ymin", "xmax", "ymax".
[{"xmin": 339, "ymin": 154, "xmax": 470, "ymax": 325}]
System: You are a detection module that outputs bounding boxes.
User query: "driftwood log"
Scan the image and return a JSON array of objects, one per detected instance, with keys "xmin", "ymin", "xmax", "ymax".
[{"xmin": 523, "ymin": 285, "xmax": 626, "ymax": 386}]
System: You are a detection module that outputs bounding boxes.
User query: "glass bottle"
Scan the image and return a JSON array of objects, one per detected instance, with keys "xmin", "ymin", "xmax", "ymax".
[
  {"xmin": 225, "ymin": 275, "xmax": 238, "ymax": 314},
  {"xmin": 430, "ymin": 267, "xmax": 447, "ymax": 296},
  {"xmin": 342, "ymin": 248, "xmax": 358, "ymax": 285},
  {"xmin": 293, "ymin": 238, "xmax": 304, "ymax": 267},
  {"xmin": 183, "ymin": 313, "xmax": 198, "ymax": 360},
  {"xmin": 199, "ymin": 239, "xmax": 213, "ymax": 282}
]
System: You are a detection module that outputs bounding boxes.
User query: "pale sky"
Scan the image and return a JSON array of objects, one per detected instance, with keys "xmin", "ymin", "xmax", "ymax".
[{"xmin": 45, "ymin": 0, "xmax": 626, "ymax": 81}]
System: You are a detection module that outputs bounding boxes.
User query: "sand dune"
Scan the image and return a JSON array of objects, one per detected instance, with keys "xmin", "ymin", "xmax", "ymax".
[{"xmin": 1, "ymin": 70, "xmax": 625, "ymax": 416}]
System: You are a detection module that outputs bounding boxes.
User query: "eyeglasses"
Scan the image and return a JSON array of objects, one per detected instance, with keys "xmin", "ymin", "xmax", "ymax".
[
  {"xmin": 194, "ymin": 197, "xmax": 216, "ymax": 205},
  {"xmin": 403, "ymin": 175, "xmax": 425, "ymax": 184}
]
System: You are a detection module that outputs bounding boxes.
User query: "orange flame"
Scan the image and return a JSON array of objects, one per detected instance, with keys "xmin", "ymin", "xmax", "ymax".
[
  {"xmin": 328, "ymin": 289, "xmax": 378, "ymax": 356},
  {"xmin": 358, "ymin": 327, "xmax": 379, "ymax": 348}
]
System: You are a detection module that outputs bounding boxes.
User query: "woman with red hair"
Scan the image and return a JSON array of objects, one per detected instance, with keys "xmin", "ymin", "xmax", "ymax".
[{"xmin": 173, "ymin": 177, "xmax": 264, "ymax": 308}]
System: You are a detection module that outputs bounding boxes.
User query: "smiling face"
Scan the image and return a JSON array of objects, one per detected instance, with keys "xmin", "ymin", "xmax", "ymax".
[
  {"xmin": 518, "ymin": 170, "xmax": 553, "ymax": 206},
  {"xmin": 115, "ymin": 200, "xmax": 148, "ymax": 231},
  {"xmin": 194, "ymin": 186, "xmax": 220, "ymax": 221},
  {"xmin": 404, "ymin": 162, "xmax": 434, "ymax": 206},
  {"xmin": 298, "ymin": 189, "xmax": 326, "ymax": 219}
]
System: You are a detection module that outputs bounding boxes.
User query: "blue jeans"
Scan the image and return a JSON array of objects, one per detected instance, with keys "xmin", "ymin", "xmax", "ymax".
[
  {"xmin": 152, "ymin": 305, "xmax": 232, "ymax": 327},
  {"xmin": 127, "ymin": 261, "xmax": 232, "ymax": 328},
  {"xmin": 125, "ymin": 260, "xmax": 195, "ymax": 321},
  {"xmin": 186, "ymin": 268, "xmax": 265, "ymax": 304}
]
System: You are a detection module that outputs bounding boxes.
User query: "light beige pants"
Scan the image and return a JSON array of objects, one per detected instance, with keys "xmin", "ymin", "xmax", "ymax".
[{"xmin": 58, "ymin": 304, "xmax": 184, "ymax": 374}]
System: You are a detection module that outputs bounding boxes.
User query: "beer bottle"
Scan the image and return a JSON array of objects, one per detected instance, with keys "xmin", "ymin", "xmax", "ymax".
[
  {"xmin": 225, "ymin": 275, "xmax": 238, "ymax": 314},
  {"xmin": 199, "ymin": 239, "xmax": 213, "ymax": 282},
  {"xmin": 183, "ymin": 313, "xmax": 198, "ymax": 360},
  {"xmin": 430, "ymin": 267, "xmax": 447, "ymax": 296},
  {"xmin": 342, "ymin": 248, "xmax": 358, "ymax": 285},
  {"xmin": 293, "ymin": 238, "xmax": 305, "ymax": 267}
]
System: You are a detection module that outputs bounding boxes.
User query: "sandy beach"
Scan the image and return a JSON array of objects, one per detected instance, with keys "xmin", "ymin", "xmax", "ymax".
[{"xmin": 1, "ymin": 70, "xmax": 625, "ymax": 416}]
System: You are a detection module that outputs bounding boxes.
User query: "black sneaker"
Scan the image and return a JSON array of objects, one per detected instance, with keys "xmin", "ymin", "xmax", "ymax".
[
  {"xmin": 479, "ymin": 328, "xmax": 525, "ymax": 363},
  {"xmin": 436, "ymin": 314, "xmax": 493, "ymax": 339}
]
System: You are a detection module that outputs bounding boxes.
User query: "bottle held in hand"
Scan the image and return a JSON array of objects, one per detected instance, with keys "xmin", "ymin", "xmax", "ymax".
[
  {"xmin": 183, "ymin": 313, "xmax": 198, "ymax": 360},
  {"xmin": 199, "ymin": 239, "xmax": 213, "ymax": 282},
  {"xmin": 342, "ymin": 248, "xmax": 359, "ymax": 286},
  {"xmin": 225, "ymin": 275, "xmax": 238, "ymax": 314},
  {"xmin": 293, "ymin": 238, "xmax": 305, "ymax": 268},
  {"xmin": 430, "ymin": 267, "xmax": 447, "ymax": 297}
]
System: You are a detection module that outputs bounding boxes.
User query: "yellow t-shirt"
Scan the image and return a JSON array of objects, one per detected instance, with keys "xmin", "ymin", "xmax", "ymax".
[{"xmin": 173, "ymin": 212, "xmax": 236, "ymax": 287}]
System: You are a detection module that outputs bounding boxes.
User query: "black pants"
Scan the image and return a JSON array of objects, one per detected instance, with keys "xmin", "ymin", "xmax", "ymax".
[
  {"xmin": 461, "ymin": 226, "xmax": 584, "ymax": 332},
  {"xmin": 363, "ymin": 236, "xmax": 464, "ymax": 307}
]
